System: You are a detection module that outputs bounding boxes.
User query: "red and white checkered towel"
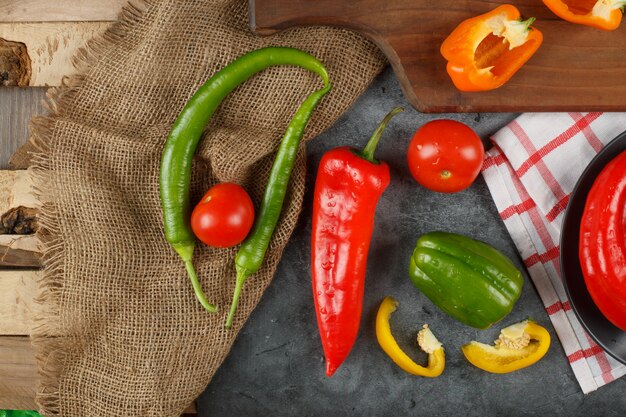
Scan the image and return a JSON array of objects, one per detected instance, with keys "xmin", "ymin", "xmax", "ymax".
[{"xmin": 482, "ymin": 112, "xmax": 626, "ymax": 394}]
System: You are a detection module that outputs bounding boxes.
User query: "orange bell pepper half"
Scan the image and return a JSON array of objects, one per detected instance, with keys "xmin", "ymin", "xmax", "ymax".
[
  {"xmin": 440, "ymin": 5, "xmax": 543, "ymax": 92},
  {"xmin": 543, "ymin": 0, "xmax": 626, "ymax": 30}
]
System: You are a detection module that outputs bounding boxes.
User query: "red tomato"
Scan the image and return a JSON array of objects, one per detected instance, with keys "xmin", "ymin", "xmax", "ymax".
[
  {"xmin": 191, "ymin": 183, "xmax": 255, "ymax": 248},
  {"xmin": 407, "ymin": 120, "xmax": 484, "ymax": 193}
]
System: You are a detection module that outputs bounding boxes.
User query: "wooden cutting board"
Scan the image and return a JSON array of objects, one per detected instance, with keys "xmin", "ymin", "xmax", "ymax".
[{"xmin": 250, "ymin": 0, "xmax": 626, "ymax": 112}]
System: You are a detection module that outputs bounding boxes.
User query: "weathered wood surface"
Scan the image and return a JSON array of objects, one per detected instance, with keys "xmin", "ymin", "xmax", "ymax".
[
  {"xmin": 0, "ymin": 234, "xmax": 41, "ymax": 267},
  {"xmin": 0, "ymin": 336, "xmax": 38, "ymax": 410},
  {"xmin": 0, "ymin": 164, "xmax": 40, "ymax": 408},
  {"xmin": 0, "ymin": 22, "xmax": 111, "ymax": 87},
  {"xmin": 0, "ymin": 88, "xmax": 46, "ymax": 169},
  {"xmin": 0, "ymin": 166, "xmax": 198, "ymax": 413},
  {"xmin": 0, "ymin": 0, "xmax": 136, "ymax": 87},
  {"xmin": 0, "ymin": 334, "xmax": 197, "ymax": 414},
  {"xmin": 0, "ymin": 169, "xmax": 43, "ymax": 267},
  {"xmin": 0, "ymin": 169, "xmax": 39, "ymax": 214},
  {"xmin": 0, "ymin": 1, "xmax": 197, "ymax": 413},
  {"xmin": 0, "ymin": 0, "xmax": 129, "ymax": 22},
  {"xmin": 0, "ymin": 270, "xmax": 40, "ymax": 336}
]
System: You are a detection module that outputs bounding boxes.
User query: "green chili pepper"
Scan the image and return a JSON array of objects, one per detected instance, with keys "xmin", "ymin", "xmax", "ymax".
[
  {"xmin": 160, "ymin": 47, "xmax": 330, "ymax": 313},
  {"xmin": 226, "ymin": 82, "xmax": 331, "ymax": 328}
]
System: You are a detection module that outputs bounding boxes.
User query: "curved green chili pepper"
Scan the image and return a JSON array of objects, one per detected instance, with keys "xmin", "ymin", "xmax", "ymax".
[
  {"xmin": 160, "ymin": 47, "xmax": 330, "ymax": 313},
  {"xmin": 226, "ymin": 83, "xmax": 331, "ymax": 328}
]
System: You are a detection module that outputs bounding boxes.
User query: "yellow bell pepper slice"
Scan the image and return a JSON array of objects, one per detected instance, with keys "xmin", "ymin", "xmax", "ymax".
[
  {"xmin": 375, "ymin": 296, "xmax": 445, "ymax": 377},
  {"xmin": 462, "ymin": 320, "xmax": 550, "ymax": 374}
]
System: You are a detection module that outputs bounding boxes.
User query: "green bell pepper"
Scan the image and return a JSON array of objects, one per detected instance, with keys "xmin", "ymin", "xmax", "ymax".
[{"xmin": 409, "ymin": 231, "xmax": 523, "ymax": 329}]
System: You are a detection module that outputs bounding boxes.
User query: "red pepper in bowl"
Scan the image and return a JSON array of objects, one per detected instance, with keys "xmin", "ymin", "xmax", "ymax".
[
  {"xmin": 579, "ymin": 149, "xmax": 626, "ymax": 331},
  {"xmin": 311, "ymin": 107, "xmax": 403, "ymax": 376}
]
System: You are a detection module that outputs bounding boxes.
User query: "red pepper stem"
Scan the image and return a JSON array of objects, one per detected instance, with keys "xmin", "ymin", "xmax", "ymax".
[{"xmin": 360, "ymin": 106, "xmax": 404, "ymax": 163}]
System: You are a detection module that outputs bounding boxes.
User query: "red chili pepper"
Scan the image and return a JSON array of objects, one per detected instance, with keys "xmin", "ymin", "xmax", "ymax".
[
  {"xmin": 579, "ymin": 149, "xmax": 626, "ymax": 331},
  {"xmin": 311, "ymin": 107, "xmax": 403, "ymax": 376}
]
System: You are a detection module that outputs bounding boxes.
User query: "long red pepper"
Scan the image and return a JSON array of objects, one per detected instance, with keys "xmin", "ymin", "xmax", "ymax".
[
  {"xmin": 579, "ymin": 149, "xmax": 626, "ymax": 331},
  {"xmin": 311, "ymin": 107, "xmax": 403, "ymax": 376}
]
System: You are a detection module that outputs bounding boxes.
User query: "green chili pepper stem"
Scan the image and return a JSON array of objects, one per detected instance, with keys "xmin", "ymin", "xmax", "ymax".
[
  {"xmin": 186, "ymin": 260, "xmax": 217, "ymax": 312},
  {"xmin": 228, "ymin": 82, "xmax": 332, "ymax": 329},
  {"xmin": 160, "ymin": 47, "xmax": 330, "ymax": 313},
  {"xmin": 173, "ymin": 243, "xmax": 218, "ymax": 312},
  {"xmin": 360, "ymin": 106, "xmax": 404, "ymax": 163},
  {"xmin": 225, "ymin": 268, "xmax": 248, "ymax": 328}
]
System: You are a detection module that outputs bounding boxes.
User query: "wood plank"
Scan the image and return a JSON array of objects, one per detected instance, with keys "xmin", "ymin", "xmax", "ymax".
[
  {"xmin": 0, "ymin": 168, "xmax": 195, "ymax": 414},
  {"xmin": 0, "ymin": 0, "xmax": 129, "ymax": 23},
  {"xmin": 0, "ymin": 169, "xmax": 42, "ymax": 265},
  {"xmin": 251, "ymin": 0, "xmax": 626, "ymax": 112},
  {"xmin": 0, "ymin": 234, "xmax": 42, "ymax": 267},
  {"xmin": 0, "ymin": 270, "xmax": 40, "ymax": 335},
  {"xmin": 0, "ymin": 334, "xmax": 198, "ymax": 414},
  {"xmin": 0, "ymin": 336, "xmax": 38, "ymax": 410},
  {"xmin": 0, "ymin": 169, "xmax": 39, "ymax": 214},
  {"xmin": 0, "ymin": 169, "xmax": 39, "ymax": 235},
  {"xmin": 0, "ymin": 24, "xmax": 195, "ymax": 412},
  {"xmin": 0, "ymin": 88, "xmax": 47, "ymax": 169},
  {"xmin": 0, "ymin": 21, "xmax": 111, "ymax": 87},
  {"xmin": 0, "ymin": 335, "xmax": 196, "ymax": 413}
]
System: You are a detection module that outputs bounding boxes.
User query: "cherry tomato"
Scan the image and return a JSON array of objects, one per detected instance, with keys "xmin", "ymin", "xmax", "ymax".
[
  {"xmin": 407, "ymin": 120, "xmax": 484, "ymax": 193},
  {"xmin": 191, "ymin": 183, "xmax": 255, "ymax": 248}
]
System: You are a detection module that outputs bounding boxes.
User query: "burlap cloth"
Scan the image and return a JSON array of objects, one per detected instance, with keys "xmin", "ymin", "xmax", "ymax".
[{"xmin": 11, "ymin": 0, "xmax": 385, "ymax": 416}]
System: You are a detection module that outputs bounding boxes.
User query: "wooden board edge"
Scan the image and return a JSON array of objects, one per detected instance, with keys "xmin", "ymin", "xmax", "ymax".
[{"xmin": 0, "ymin": 0, "xmax": 132, "ymax": 23}]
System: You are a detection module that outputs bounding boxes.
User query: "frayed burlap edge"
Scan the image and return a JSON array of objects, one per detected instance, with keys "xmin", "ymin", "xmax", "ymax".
[{"xmin": 29, "ymin": 3, "xmax": 151, "ymax": 415}]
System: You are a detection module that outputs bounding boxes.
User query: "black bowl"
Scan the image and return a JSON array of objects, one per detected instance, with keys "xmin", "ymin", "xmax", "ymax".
[{"xmin": 561, "ymin": 131, "xmax": 626, "ymax": 365}]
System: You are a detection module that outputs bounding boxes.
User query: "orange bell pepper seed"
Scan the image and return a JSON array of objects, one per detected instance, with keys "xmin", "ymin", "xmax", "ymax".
[{"xmin": 441, "ymin": 4, "xmax": 543, "ymax": 92}]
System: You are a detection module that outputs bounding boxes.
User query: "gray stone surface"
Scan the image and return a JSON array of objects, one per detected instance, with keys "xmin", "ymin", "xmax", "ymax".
[{"xmin": 198, "ymin": 68, "xmax": 626, "ymax": 416}]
